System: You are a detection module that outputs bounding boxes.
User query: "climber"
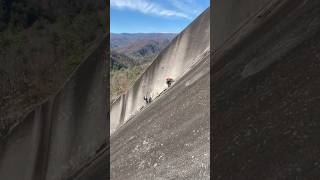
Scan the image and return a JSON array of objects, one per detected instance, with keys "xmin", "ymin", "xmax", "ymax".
[
  {"xmin": 166, "ymin": 77, "xmax": 174, "ymax": 87},
  {"xmin": 148, "ymin": 97, "xmax": 152, "ymax": 103},
  {"xmin": 144, "ymin": 96, "xmax": 149, "ymax": 104}
]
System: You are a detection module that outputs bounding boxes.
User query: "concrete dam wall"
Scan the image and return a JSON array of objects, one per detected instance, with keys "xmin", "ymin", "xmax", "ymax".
[
  {"xmin": 0, "ymin": 37, "xmax": 108, "ymax": 180},
  {"xmin": 110, "ymin": 8, "xmax": 210, "ymax": 134}
]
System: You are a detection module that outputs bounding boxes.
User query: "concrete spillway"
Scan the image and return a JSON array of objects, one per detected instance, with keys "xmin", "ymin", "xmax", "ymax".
[
  {"xmin": 110, "ymin": 9, "xmax": 210, "ymax": 134},
  {"xmin": 212, "ymin": 0, "xmax": 320, "ymax": 179},
  {"xmin": 0, "ymin": 37, "xmax": 108, "ymax": 180}
]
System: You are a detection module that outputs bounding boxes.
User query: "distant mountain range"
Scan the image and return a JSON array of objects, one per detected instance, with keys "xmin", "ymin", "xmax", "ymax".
[{"xmin": 110, "ymin": 33, "xmax": 177, "ymax": 69}]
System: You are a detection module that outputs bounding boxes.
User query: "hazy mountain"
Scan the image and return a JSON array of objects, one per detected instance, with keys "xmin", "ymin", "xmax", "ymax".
[{"xmin": 110, "ymin": 33, "xmax": 177, "ymax": 61}]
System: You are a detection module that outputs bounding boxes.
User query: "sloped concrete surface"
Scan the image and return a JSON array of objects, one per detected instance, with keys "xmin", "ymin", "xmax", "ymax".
[
  {"xmin": 110, "ymin": 8, "xmax": 210, "ymax": 134},
  {"xmin": 110, "ymin": 53, "xmax": 209, "ymax": 180},
  {"xmin": 0, "ymin": 37, "xmax": 108, "ymax": 180},
  {"xmin": 212, "ymin": 0, "xmax": 320, "ymax": 179}
]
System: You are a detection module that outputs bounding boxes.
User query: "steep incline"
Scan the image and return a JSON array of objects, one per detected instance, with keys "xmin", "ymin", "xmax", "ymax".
[
  {"xmin": 110, "ymin": 52, "xmax": 209, "ymax": 179},
  {"xmin": 212, "ymin": 0, "xmax": 320, "ymax": 179},
  {"xmin": 111, "ymin": 8, "xmax": 210, "ymax": 134}
]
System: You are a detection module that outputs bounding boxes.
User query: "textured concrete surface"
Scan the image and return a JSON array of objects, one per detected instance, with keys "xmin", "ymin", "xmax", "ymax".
[
  {"xmin": 212, "ymin": 0, "xmax": 320, "ymax": 179},
  {"xmin": 110, "ymin": 53, "xmax": 209, "ymax": 180},
  {"xmin": 110, "ymin": 8, "xmax": 210, "ymax": 134},
  {"xmin": 0, "ymin": 36, "xmax": 108, "ymax": 180}
]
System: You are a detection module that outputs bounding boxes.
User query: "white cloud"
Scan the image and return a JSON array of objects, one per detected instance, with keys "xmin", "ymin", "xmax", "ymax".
[
  {"xmin": 170, "ymin": 0, "xmax": 202, "ymax": 15},
  {"xmin": 110, "ymin": 0, "xmax": 192, "ymax": 19}
]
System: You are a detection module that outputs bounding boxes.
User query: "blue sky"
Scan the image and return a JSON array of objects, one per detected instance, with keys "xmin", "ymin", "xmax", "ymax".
[{"xmin": 110, "ymin": 0, "xmax": 210, "ymax": 33}]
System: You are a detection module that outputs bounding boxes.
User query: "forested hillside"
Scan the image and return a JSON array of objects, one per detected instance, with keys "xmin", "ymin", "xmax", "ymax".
[{"xmin": 0, "ymin": 0, "xmax": 105, "ymax": 135}]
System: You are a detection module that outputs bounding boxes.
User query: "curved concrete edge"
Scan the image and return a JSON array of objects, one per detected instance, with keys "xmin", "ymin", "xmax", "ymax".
[
  {"xmin": 0, "ymin": 36, "xmax": 108, "ymax": 180},
  {"xmin": 110, "ymin": 8, "xmax": 210, "ymax": 135}
]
